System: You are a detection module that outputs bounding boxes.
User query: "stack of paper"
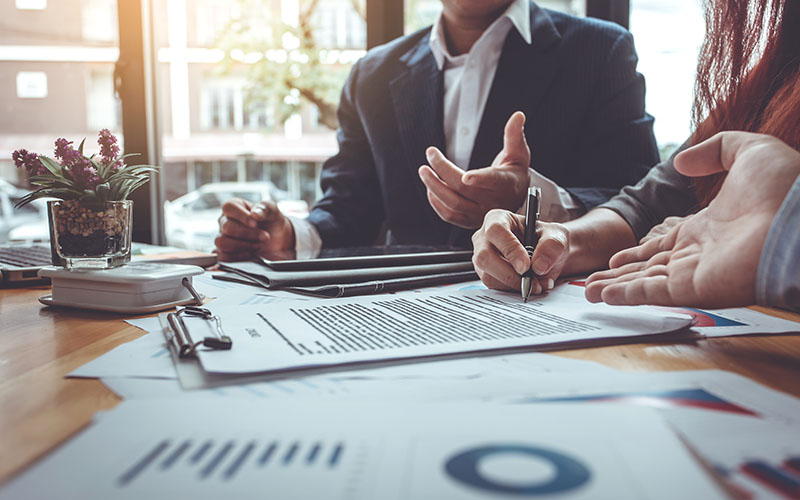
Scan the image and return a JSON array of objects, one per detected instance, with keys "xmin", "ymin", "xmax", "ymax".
[
  {"xmin": 29, "ymin": 275, "xmax": 800, "ymax": 500},
  {"xmin": 0, "ymin": 401, "xmax": 728, "ymax": 500}
]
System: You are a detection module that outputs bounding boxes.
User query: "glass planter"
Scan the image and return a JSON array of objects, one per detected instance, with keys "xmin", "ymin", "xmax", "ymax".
[{"xmin": 48, "ymin": 200, "xmax": 132, "ymax": 269}]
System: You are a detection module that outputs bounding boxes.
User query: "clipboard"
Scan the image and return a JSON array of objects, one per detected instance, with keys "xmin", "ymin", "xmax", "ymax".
[{"xmin": 161, "ymin": 306, "xmax": 233, "ymax": 359}]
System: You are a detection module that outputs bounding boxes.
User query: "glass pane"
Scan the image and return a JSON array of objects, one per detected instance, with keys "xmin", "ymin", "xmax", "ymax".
[
  {"xmin": 0, "ymin": 0, "xmax": 120, "ymax": 243},
  {"xmin": 155, "ymin": 0, "xmax": 365, "ymax": 250},
  {"xmin": 630, "ymin": 0, "xmax": 704, "ymax": 159},
  {"xmin": 405, "ymin": 0, "xmax": 584, "ymax": 35}
]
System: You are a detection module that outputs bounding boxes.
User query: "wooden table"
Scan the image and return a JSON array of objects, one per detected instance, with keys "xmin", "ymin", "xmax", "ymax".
[{"xmin": 2, "ymin": 285, "xmax": 800, "ymax": 485}]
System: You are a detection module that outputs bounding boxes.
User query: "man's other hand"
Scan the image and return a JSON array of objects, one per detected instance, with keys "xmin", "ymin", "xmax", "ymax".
[
  {"xmin": 419, "ymin": 111, "xmax": 531, "ymax": 229},
  {"xmin": 215, "ymin": 199, "xmax": 295, "ymax": 261}
]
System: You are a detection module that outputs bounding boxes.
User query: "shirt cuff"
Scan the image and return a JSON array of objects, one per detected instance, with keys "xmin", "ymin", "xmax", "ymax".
[
  {"xmin": 288, "ymin": 216, "xmax": 322, "ymax": 260},
  {"xmin": 517, "ymin": 168, "xmax": 585, "ymax": 222},
  {"xmin": 756, "ymin": 177, "xmax": 800, "ymax": 311}
]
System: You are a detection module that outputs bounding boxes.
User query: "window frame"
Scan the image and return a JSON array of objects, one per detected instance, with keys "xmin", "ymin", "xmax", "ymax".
[{"xmin": 117, "ymin": 0, "xmax": 629, "ymax": 244}]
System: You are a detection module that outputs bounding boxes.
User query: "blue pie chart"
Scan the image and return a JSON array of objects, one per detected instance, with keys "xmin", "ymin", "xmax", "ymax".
[{"xmin": 444, "ymin": 444, "xmax": 591, "ymax": 496}]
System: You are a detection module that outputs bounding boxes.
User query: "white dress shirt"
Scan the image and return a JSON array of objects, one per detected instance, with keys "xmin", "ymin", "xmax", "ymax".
[{"xmin": 291, "ymin": 0, "xmax": 582, "ymax": 257}]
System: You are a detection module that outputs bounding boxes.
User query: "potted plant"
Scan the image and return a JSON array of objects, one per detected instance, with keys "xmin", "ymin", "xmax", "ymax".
[{"xmin": 13, "ymin": 129, "xmax": 157, "ymax": 269}]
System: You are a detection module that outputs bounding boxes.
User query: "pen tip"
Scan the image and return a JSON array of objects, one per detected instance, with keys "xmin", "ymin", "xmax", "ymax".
[{"xmin": 523, "ymin": 297, "xmax": 528, "ymax": 303}]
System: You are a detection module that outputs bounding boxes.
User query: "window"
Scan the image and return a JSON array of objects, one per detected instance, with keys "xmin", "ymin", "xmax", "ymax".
[
  {"xmin": 0, "ymin": 0, "xmax": 120, "ymax": 244},
  {"xmin": 81, "ymin": 0, "xmax": 118, "ymax": 43},
  {"xmin": 154, "ymin": 0, "xmax": 363, "ymax": 250},
  {"xmin": 15, "ymin": 0, "xmax": 46, "ymax": 10},
  {"xmin": 629, "ymin": 0, "xmax": 704, "ymax": 158},
  {"xmin": 404, "ymin": 0, "xmax": 584, "ymax": 34},
  {"xmin": 2, "ymin": 0, "xmax": 702, "ymax": 248}
]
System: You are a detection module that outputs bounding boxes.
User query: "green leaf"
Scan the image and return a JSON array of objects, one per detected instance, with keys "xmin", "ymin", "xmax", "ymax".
[
  {"xmin": 93, "ymin": 156, "xmax": 109, "ymax": 180},
  {"xmin": 78, "ymin": 138, "xmax": 86, "ymax": 155},
  {"xmin": 38, "ymin": 156, "xmax": 63, "ymax": 176},
  {"xmin": 13, "ymin": 189, "xmax": 44, "ymax": 208}
]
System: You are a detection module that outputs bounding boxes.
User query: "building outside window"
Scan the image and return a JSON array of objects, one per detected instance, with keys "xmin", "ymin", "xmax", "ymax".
[
  {"xmin": 0, "ymin": 0, "xmax": 705, "ymax": 248},
  {"xmin": 0, "ymin": 0, "xmax": 120, "ymax": 243}
]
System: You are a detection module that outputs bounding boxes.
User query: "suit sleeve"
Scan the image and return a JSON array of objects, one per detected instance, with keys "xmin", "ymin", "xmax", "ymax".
[
  {"xmin": 306, "ymin": 60, "xmax": 385, "ymax": 248},
  {"xmin": 756, "ymin": 176, "xmax": 800, "ymax": 312},
  {"xmin": 565, "ymin": 30, "xmax": 660, "ymax": 210}
]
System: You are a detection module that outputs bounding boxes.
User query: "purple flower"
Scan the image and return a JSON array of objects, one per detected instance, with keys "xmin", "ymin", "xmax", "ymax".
[
  {"xmin": 54, "ymin": 138, "xmax": 83, "ymax": 167},
  {"xmin": 98, "ymin": 129, "xmax": 121, "ymax": 170},
  {"xmin": 12, "ymin": 149, "xmax": 46, "ymax": 176},
  {"xmin": 66, "ymin": 158, "xmax": 100, "ymax": 189}
]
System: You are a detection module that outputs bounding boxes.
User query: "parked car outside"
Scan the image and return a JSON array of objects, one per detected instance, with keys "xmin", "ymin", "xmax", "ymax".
[
  {"xmin": 164, "ymin": 182, "xmax": 309, "ymax": 250},
  {"xmin": 0, "ymin": 180, "xmax": 50, "ymax": 243}
]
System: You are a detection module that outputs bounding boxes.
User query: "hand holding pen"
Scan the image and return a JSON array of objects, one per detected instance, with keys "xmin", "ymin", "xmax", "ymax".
[{"xmin": 470, "ymin": 197, "xmax": 571, "ymax": 295}]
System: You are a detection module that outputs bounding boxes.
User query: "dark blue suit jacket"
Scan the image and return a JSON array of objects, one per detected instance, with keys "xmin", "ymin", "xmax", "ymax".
[{"xmin": 307, "ymin": 2, "xmax": 659, "ymax": 248}]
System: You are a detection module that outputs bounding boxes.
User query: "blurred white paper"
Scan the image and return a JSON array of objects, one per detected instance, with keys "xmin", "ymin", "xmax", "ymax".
[
  {"xmin": 349, "ymin": 369, "xmax": 800, "ymax": 427},
  {"xmin": 101, "ymin": 351, "xmax": 613, "ymax": 396},
  {"xmin": 0, "ymin": 401, "xmax": 726, "ymax": 500},
  {"xmin": 69, "ymin": 333, "xmax": 175, "ymax": 380},
  {"xmin": 552, "ymin": 282, "xmax": 800, "ymax": 337},
  {"xmin": 191, "ymin": 272, "xmax": 247, "ymax": 299}
]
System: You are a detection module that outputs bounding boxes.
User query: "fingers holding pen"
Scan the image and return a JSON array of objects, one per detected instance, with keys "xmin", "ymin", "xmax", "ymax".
[
  {"xmin": 472, "ymin": 209, "xmax": 570, "ymax": 294},
  {"xmin": 472, "ymin": 209, "xmax": 528, "ymax": 291},
  {"xmin": 529, "ymin": 222, "xmax": 570, "ymax": 278}
]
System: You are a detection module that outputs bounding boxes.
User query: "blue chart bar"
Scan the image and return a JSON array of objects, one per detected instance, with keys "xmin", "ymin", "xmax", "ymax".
[
  {"xmin": 741, "ymin": 460, "xmax": 800, "ymax": 498},
  {"xmin": 161, "ymin": 441, "xmax": 192, "ymax": 470},
  {"xmin": 117, "ymin": 440, "xmax": 171, "ymax": 487},
  {"xmin": 329, "ymin": 443, "xmax": 344, "ymax": 468},
  {"xmin": 223, "ymin": 442, "xmax": 256, "ymax": 481},
  {"xmin": 259, "ymin": 442, "xmax": 278, "ymax": 466},
  {"xmin": 200, "ymin": 442, "xmax": 234, "ymax": 479},
  {"xmin": 283, "ymin": 442, "xmax": 300, "ymax": 465},
  {"xmin": 191, "ymin": 441, "xmax": 213, "ymax": 464},
  {"xmin": 306, "ymin": 443, "xmax": 322, "ymax": 465}
]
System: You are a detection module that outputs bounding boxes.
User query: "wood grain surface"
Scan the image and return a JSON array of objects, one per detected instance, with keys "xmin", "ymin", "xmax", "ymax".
[{"xmin": 1, "ymin": 286, "xmax": 799, "ymax": 485}]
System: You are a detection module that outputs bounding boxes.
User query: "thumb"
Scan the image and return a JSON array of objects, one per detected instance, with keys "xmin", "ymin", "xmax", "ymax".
[
  {"xmin": 674, "ymin": 131, "xmax": 759, "ymax": 177},
  {"xmin": 502, "ymin": 111, "xmax": 529, "ymax": 164},
  {"xmin": 251, "ymin": 201, "xmax": 286, "ymax": 227}
]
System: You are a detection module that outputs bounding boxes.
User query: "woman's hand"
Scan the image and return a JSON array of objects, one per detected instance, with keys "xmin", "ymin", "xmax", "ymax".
[{"xmin": 639, "ymin": 216, "xmax": 688, "ymax": 244}]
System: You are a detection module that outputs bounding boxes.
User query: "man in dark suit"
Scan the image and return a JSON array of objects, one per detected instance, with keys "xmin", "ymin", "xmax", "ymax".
[{"xmin": 215, "ymin": 0, "xmax": 659, "ymax": 261}]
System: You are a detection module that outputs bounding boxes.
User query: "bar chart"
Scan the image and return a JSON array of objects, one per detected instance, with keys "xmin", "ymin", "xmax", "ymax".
[
  {"xmin": 116, "ymin": 438, "xmax": 348, "ymax": 487},
  {"xmin": 694, "ymin": 428, "xmax": 800, "ymax": 499}
]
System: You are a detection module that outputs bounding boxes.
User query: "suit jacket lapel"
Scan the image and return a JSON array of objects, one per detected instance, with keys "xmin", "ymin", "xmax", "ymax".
[
  {"xmin": 468, "ymin": 3, "xmax": 562, "ymax": 172},
  {"xmin": 389, "ymin": 37, "xmax": 445, "ymax": 203}
]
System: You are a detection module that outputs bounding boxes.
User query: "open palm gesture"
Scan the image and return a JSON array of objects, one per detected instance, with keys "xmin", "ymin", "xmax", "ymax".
[{"xmin": 584, "ymin": 132, "xmax": 800, "ymax": 308}]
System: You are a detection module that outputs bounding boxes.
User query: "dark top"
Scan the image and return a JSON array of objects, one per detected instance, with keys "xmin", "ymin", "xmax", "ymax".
[
  {"xmin": 307, "ymin": 1, "xmax": 660, "ymax": 248},
  {"xmin": 599, "ymin": 143, "xmax": 699, "ymax": 241}
]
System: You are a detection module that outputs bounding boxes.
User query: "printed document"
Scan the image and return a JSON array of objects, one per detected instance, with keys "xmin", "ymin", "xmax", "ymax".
[{"xmin": 195, "ymin": 288, "xmax": 693, "ymax": 374}]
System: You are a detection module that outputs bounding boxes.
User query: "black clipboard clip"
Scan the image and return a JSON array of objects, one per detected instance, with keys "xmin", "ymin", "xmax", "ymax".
[{"xmin": 165, "ymin": 306, "xmax": 233, "ymax": 358}]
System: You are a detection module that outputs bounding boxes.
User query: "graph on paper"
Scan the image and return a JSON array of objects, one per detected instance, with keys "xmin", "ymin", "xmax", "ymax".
[
  {"xmin": 528, "ymin": 388, "xmax": 759, "ymax": 416},
  {"xmin": 696, "ymin": 432, "xmax": 800, "ymax": 500},
  {"xmin": 117, "ymin": 439, "xmax": 347, "ymax": 487}
]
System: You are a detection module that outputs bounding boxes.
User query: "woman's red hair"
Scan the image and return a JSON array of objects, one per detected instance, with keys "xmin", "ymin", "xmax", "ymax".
[{"xmin": 691, "ymin": 0, "xmax": 800, "ymax": 204}]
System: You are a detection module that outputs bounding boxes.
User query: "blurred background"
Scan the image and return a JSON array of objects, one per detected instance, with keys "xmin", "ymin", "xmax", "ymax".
[{"xmin": 0, "ymin": 0, "xmax": 702, "ymax": 250}]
